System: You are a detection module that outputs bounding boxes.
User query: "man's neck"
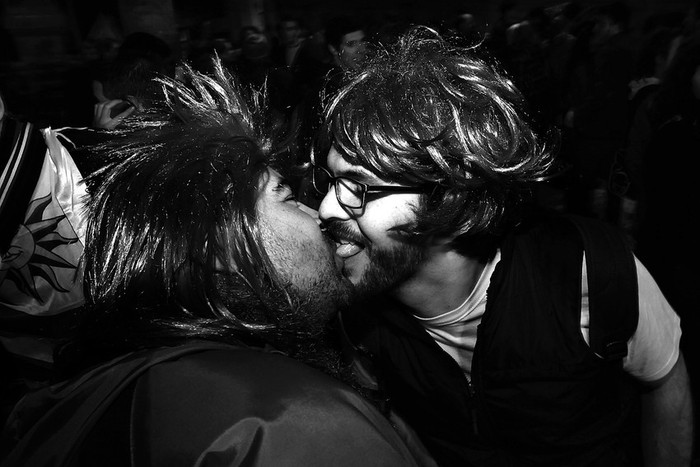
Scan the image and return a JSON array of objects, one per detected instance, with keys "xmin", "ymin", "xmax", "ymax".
[{"xmin": 391, "ymin": 246, "xmax": 486, "ymax": 319}]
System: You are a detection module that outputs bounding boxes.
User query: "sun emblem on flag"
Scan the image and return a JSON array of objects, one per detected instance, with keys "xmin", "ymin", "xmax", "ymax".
[{"xmin": 0, "ymin": 193, "xmax": 80, "ymax": 303}]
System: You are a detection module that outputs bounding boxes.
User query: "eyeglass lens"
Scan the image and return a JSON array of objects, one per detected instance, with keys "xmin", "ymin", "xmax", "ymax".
[
  {"xmin": 336, "ymin": 178, "xmax": 364, "ymax": 208},
  {"xmin": 312, "ymin": 166, "xmax": 364, "ymax": 208}
]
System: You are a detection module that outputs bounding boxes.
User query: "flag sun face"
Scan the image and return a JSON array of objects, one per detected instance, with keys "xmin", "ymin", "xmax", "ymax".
[{"xmin": 0, "ymin": 193, "xmax": 80, "ymax": 303}]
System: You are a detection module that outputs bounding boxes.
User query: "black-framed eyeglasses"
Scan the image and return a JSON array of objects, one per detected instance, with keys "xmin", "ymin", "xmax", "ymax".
[{"xmin": 311, "ymin": 165, "xmax": 428, "ymax": 210}]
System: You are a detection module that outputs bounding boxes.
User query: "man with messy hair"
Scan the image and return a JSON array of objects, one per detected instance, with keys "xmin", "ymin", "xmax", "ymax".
[
  {"xmin": 313, "ymin": 27, "xmax": 692, "ymax": 466},
  {"xmin": 0, "ymin": 57, "xmax": 434, "ymax": 467}
]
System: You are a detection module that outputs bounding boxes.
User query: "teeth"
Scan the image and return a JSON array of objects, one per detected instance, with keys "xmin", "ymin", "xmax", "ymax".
[{"xmin": 336, "ymin": 241, "xmax": 363, "ymax": 258}]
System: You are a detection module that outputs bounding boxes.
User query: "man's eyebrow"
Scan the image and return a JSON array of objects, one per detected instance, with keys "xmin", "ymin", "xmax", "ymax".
[
  {"xmin": 264, "ymin": 171, "xmax": 288, "ymax": 189},
  {"xmin": 271, "ymin": 177, "xmax": 291, "ymax": 191}
]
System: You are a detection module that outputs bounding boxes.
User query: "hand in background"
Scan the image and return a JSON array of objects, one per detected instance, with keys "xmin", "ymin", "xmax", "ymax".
[{"xmin": 93, "ymin": 98, "xmax": 136, "ymax": 130}]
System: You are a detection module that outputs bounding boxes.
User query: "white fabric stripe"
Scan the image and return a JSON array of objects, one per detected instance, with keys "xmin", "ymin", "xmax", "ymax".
[{"xmin": 0, "ymin": 122, "xmax": 33, "ymax": 211}]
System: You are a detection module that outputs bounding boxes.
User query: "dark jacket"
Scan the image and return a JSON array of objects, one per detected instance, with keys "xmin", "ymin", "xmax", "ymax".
[
  {"xmin": 342, "ymin": 215, "xmax": 640, "ymax": 467},
  {"xmin": 0, "ymin": 340, "xmax": 433, "ymax": 466}
]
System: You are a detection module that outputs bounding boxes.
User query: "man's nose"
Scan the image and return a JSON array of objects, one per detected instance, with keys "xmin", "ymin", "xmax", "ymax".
[{"xmin": 318, "ymin": 186, "xmax": 351, "ymax": 222}]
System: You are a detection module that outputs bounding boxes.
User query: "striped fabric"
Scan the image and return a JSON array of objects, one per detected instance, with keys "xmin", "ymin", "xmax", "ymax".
[
  {"xmin": 0, "ymin": 118, "xmax": 87, "ymax": 366},
  {"xmin": 0, "ymin": 119, "xmax": 45, "ymax": 252}
]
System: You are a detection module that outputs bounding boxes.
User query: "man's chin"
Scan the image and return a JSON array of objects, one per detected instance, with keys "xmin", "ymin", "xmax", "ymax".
[
  {"xmin": 350, "ymin": 242, "xmax": 425, "ymax": 300},
  {"xmin": 286, "ymin": 271, "xmax": 354, "ymax": 330},
  {"xmin": 340, "ymin": 250, "xmax": 369, "ymax": 284}
]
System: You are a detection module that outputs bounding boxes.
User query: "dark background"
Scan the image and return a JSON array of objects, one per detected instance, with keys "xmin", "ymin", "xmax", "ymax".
[{"xmin": 0, "ymin": 0, "xmax": 695, "ymax": 126}]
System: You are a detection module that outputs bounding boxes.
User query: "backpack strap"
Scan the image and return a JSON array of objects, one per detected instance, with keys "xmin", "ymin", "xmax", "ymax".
[{"xmin": 565, "ymin": 214, "xmax": 639, "ymax": 361}]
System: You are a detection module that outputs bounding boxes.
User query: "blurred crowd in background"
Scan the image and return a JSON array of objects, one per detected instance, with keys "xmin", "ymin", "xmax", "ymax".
[{"xmin": 1, "ymin": 0, "xmax": 700, "ymax": 393}]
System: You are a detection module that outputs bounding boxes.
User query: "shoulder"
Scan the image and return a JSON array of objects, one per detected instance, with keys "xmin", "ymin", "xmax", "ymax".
[
  {"xmin": 502, "ymin": 213, "xmax": 585, "ymax": 262},
  {"xmin": 625, "ymin": 258, "xmax": 682, "ymax": 382},
  {"xmin": 137, "ymin": 345, "xmax": 358, "ymax": 408},
  {"xmin": 510, "ymin": 212, "xmax": 633, "ymax": 256},
  {"xmin": 131, "ymin": 345, "xmax": 426, "ymax": 466}
]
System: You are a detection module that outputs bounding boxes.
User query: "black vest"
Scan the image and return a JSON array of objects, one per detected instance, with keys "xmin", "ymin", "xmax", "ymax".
[{"xmin": 343, "ymin": 214, "xmax": 640, "ymax": 467}]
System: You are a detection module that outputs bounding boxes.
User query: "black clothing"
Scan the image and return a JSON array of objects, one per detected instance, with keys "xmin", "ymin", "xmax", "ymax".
[
  {"xmin": 1, "ymin": 341, "xmax": 433, "ymax": 467},
  {"xmin": 342, "ymin": 214, "xmax": 641, "ymax": 466}
]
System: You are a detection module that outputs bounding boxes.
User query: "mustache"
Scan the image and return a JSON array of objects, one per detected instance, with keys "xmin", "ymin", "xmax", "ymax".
[{"xmin": 322, "ymin": 220, "xmax": 366, "ymax": 245}]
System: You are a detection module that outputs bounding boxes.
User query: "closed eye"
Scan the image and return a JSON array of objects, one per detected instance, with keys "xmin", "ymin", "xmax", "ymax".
[{"xmin": 272, "ymin": 180, "xmax": 297, "ymax": 203}]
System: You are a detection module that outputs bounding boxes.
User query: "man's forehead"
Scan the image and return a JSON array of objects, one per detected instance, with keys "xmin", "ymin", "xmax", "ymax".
[{"xmin": 327, "ymin": 148, "xmax": 378, "ymax": 181}]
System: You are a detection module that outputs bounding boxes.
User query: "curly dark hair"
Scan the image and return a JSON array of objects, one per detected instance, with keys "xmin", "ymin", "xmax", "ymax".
[{"xmin": 313, "ymin": 26, "xmax": 555, "ymax": 251}]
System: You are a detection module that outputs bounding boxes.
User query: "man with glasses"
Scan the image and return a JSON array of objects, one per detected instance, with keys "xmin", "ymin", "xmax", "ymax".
[
  {"xmin": 312, "ymin": 165, "xmax": 428, "ymax": 210},
  {"xmin": 312, "ymin": 26, "xmax": 692, "ymax": 467}
]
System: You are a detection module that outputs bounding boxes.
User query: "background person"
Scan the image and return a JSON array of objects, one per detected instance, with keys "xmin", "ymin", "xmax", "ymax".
[{"xmin": 90, "ymin": 31, "xmax": 174, "ymax": 130}]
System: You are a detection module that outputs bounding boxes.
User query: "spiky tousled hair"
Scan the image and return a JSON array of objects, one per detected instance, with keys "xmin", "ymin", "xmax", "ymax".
[
  {"xmin": 313, "ymin": 26, "xmax": 555, "ymax": 254},
  {"xmin": 79, "ymin": 56, "xmax": 297, "ymax": 354}
]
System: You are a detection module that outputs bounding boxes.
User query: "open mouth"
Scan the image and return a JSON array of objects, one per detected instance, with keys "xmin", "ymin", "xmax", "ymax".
[
  {"xmin": 322, "ymin": 223, "xmax": 366, "ymax": 260},
  {"xmin": 335, "ymin": 239, "xmax": 364, "ymax": 259}
]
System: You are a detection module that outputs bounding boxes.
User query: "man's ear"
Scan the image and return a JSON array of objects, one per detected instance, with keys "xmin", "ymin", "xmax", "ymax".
[
  {"xmin": 213, "ymin": 250, "xmax": 237, "ymax": 273},
  {"xmin": 0, "ymin": 92, "xmax": 5, "ymax": 121},
  {"xmin": 207, "ymin": 237, "xmax": 234, "ymax": 273},
  {"xmin": 327, "ymin": 44, "xmax": 338, "ymax": 57},
  {"xmin": 213, "ymin": 255, "xmax": 226, "ymax": 272}
]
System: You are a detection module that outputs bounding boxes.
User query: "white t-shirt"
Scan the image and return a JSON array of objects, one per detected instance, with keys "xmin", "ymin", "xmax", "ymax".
[{"xmin": 415, "ymin": 251, "xmax": 681, "ymax": 383}]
